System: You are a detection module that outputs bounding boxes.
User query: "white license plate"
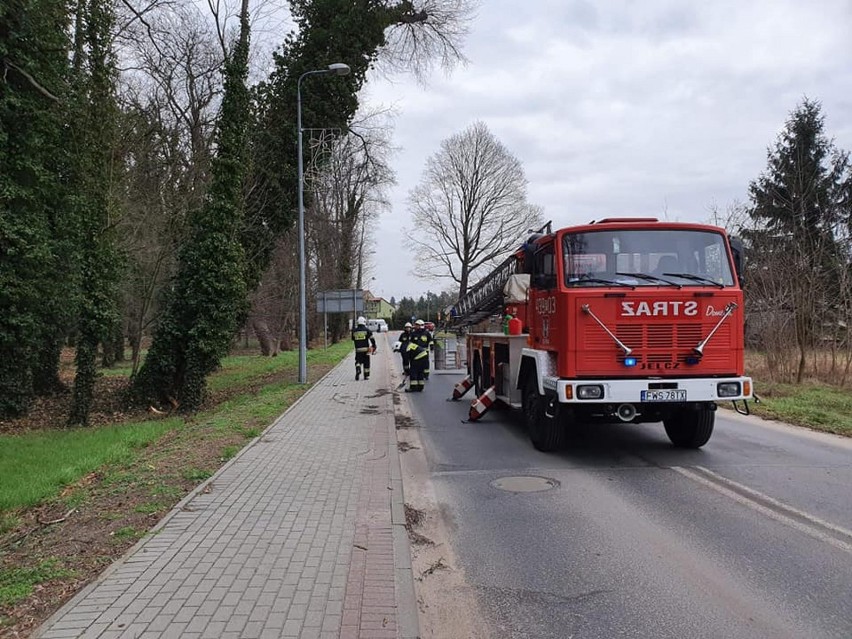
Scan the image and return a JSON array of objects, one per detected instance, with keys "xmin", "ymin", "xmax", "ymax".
[{"xmin": 641, "ymin": 389, "xmax": 687, "ymax": 402}]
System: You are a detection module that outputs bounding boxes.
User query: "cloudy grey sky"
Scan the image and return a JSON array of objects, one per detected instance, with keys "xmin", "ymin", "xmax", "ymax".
[{"xmin": 358, "ymin": 0, "xmax": 852, "ymax": 303}]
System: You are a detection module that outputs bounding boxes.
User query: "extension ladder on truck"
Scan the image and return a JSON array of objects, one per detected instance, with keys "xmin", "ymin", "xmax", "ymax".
[
  {"xmin": 447, "ymin": 255, "xmax": 518, "ymax": 329},
  {"xmin": 445, "ymin": 222, "xmax": 552, "ymax": 330}
]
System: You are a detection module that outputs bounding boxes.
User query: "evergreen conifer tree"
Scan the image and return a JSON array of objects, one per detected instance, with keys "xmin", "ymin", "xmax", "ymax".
[{"xmin": 747, "ymin": 98, "xmax": 850, "ymax": 382}]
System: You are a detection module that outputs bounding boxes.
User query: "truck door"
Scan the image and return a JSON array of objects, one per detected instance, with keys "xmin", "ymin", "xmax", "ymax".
[{"xmin": 529, "ymin": 240, "xmax": 558, "ymax": 350}]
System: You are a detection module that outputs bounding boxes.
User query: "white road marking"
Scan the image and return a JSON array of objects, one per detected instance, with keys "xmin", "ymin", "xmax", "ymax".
[{"xmin": 672, "ymin": 465, "xmax": 852, "ymax": 555}]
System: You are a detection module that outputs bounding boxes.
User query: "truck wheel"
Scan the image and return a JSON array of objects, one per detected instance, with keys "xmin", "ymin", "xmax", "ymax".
[
  {"xmin": 663, "ymin": 405, "xmax": 715, "ymax": 448},
  {"xmin": 523, "ymin": 379, "xmax": 564, "ymax": 452}
]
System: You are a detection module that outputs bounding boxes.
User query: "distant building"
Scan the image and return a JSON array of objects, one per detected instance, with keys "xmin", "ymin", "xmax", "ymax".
[{"xmin": 364, "ymin": 291, "xmax": 395, "ymax": 322}]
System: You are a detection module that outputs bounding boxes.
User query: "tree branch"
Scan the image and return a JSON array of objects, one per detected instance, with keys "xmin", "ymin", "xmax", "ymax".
[{"xmin": 2, "ymin": 58, "xmax": 60, "ymax": 102}]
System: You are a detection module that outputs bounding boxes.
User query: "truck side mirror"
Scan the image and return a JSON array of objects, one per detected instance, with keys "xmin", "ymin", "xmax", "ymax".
[{"xmin": 729, "ymin": 236, "xmax": 744, "ymax": 285}]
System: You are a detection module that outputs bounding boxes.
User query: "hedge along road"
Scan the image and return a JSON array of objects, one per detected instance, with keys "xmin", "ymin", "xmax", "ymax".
[{"xmin": 397, "ymin": 359, "xmax": 852, "ymax": 639}]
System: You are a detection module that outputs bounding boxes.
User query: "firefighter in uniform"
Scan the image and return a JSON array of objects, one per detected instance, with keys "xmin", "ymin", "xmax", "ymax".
[
  {"xmin": 351, "ymin": 317, "xmax": 376, "ymax": 381},
  {"xmin": 411, "ymin": 319, "xmax": 433, "ymax": 380},
  {"xmin": 403, "ymin": 338, "xmax": 429, "ymax": 392},
  {"xmin": 399, "ymin": 322, "xmax": 413, "ymax": 376}
]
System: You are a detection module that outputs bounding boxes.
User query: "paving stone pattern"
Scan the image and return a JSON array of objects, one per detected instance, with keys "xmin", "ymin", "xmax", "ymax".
[{"xmin": 35, "ymin": 339, "xmax": 417, "ymax": 639}]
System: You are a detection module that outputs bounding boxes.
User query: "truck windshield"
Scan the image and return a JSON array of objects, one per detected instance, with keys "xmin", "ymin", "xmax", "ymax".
[{"xmin": 563, "ymin": 229, "xmax": 735, "ymax": 287}]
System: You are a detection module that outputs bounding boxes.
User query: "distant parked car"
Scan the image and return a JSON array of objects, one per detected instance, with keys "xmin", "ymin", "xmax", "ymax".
[{"xmin": 366, "ymin": 319, "xmax": 388, "ymax": 333}]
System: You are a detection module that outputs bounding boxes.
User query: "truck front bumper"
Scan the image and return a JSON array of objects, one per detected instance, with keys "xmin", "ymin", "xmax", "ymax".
[{"xmin": 542, "ymin": 376, "xmax": 753, "ymax": 404}]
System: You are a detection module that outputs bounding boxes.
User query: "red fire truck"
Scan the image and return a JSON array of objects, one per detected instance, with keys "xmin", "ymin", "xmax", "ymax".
[{"xmin": 446, "ymin": 218, "xmax": 753, "ymax": 452}]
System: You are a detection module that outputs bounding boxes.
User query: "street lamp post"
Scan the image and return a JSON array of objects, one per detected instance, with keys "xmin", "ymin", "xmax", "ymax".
[{"xmin": 297, "ymin": 62, "xmax": 350, "ymax": 384}]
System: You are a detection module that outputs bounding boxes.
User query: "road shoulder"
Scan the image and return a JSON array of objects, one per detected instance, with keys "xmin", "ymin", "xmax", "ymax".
[{"xmin": 392, "ymin": 365, "xmax": 489, "ymax": 639}]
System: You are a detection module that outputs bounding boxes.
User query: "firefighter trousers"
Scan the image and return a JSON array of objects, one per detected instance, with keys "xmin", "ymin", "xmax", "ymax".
[
  {"xmin": 355, "ymin": 351, "xmax": 371, "ymax": 380},
  {"xmin": 407, "ymin": 354, "xmax": 427, "ymax": 391}
]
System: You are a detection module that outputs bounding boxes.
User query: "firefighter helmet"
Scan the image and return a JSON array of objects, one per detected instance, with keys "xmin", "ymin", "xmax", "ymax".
[
  {"xmin": 404, "ymin": 322, "xmax": 412, "ymax": 328},
  {"xmin": 415, "ymin": 319, "xmax": 425, "ymax": 327},
  {"xmin": 357, "ymin": 316, "xmax": 366, "ymax": 325}
]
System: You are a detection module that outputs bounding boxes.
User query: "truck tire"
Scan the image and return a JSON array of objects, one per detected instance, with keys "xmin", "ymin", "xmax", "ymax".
[
  {"xmin": 663, "ymin": 404, "xmax": 715, "ymax": 448},
  {"xmin": 523, "ymin": 379, "xmax": 564, "ymax": 452}
]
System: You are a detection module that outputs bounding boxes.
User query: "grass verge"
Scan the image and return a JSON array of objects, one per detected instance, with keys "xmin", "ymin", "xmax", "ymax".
[
  {"xmin": 748, "ymin": 381, "xmax": 852, "ymax": 436},
  {"xmin": 0, "ymin": 561, "xmax": 73, "ymax": 609},
  {"xmin": 0, "ymin": 419, "xmax": 179, "ymax": 512}
]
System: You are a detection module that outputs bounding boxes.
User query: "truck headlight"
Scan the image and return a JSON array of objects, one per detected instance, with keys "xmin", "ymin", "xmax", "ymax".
[
  {"xmin": 717, "ymin": 382, "xmax": 741, "ymax": 397},
  {"xmin": 577, "ymin": 384, "xmax": 604, "ymax": 400}
]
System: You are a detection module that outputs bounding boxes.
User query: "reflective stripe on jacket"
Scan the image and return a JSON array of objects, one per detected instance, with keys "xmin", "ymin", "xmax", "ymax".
[
  {"xmin": 403, "ymin": 341, "xmax": 428, "ymax": 360},
  {"xmin": 352, "ymin": 327, "xmax": 375, "ymax": 352}
]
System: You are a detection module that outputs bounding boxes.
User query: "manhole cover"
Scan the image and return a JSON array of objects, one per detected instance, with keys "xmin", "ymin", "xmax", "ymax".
[{"xmin": 490, "ymin": 476, "xmax": 559, "ymax": 493}]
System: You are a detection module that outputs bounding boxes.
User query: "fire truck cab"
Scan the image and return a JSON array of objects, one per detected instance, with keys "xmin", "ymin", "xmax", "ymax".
[{"xmin": 451, "ymin": 218, "xmax": 753, "ymax": 452}]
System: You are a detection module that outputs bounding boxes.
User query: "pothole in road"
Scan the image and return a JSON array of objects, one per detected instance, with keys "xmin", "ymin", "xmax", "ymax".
[{"xmin": 490, "ymin": 476, "xmax": 559, "ymax": 493}]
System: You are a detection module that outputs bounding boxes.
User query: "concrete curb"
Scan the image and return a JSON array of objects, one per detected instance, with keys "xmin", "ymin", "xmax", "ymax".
[
  {"xmin": 389, "ymin": 416, "xmax": 420, "ymax": 639},
  {"xmin": 380, "ymin": 341, "xmax": 421, "ymax": 639}
]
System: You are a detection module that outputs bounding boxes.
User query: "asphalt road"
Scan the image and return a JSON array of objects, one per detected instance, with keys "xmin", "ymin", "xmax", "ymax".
[{"xmin": 401, "ymin": 360, "xmax": 852, "ymax": 639}]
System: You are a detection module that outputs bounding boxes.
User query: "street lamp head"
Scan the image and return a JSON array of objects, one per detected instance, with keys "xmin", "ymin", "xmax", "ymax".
[{"xmin": 327, "ymin": 63, "xmax": 350, "ymax": 76}]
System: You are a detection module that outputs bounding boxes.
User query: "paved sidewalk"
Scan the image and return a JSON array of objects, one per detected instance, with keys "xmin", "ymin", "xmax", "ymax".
[{"xmin": 34, "ymin": 335, "xmax": 418, "ymax": 639}]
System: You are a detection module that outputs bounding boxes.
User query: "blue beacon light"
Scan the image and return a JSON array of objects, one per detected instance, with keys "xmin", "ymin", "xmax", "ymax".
[{"xmin": 623, "ymin": 357, "xmax": 637, "ymax": 367}]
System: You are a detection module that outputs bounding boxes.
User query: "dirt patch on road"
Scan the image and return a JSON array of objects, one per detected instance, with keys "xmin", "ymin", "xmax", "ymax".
[
  {"xmin": 405, "ymin": 504, "xmax": 425, "ymax": 528},
  {"xmin": 395, "ymin": 414, "xmax": 417, "ymax": 430}
]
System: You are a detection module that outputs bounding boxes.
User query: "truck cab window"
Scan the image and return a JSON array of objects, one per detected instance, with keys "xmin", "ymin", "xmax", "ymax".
[
  {"xmin": 533, "ymin": 244, "xmax": 556, "ymax": 289},
  {"xmin": 564, "ymin": 229, "xmax": 734, "ymax": 287}
]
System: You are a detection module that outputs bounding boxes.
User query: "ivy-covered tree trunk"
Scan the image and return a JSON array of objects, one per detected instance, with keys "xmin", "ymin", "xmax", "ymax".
[
  {"xmin": 32, "ymin": 331, "xmax": 66, "ymax": 395},
  {"xmin": 69, "ymin": 240, "xmax": 121, "ymax": 424},
  {"xmin": 0, "ymin": 0, "xmax": 73, "ymax": 417},
  {"xmin": 101, "ymin": 320, "xmax": 125, "ymax": 367},
  {"xmin": 130, "ymin": 1, "xmax": 252, "ymax": 410},
  {"xmin": 68, "ymin": 0, "xmax": 122, "ymax": 426}
]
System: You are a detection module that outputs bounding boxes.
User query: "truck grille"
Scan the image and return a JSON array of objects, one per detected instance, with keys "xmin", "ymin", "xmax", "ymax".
[{"xmin": 582, "ymin": 322, "xmax": 732, "ymax": 369}]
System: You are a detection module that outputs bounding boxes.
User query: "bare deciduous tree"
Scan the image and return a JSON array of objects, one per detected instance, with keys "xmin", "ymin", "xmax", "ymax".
[
  {"xmin": 243, "ymin": 110, "xmax": 397, "ymax": 353},
  {"xmin": 114, "ymin": 2, "xmax": 226, "ymax": 374},
  {"xmin": 247, "ymin": 230, "xmax": 299, "ymax": 356},
  {"xmin": 308, "ymin": 112, "xmax": 396, "ymax": 343},
  {"xmin": 115, "ymin": 0, "xmax": 285, "ymax": 369},
  {"xmin": 379, "ymin": 0, "xmax": 477, "ymax": 81},
  {"xmin": 406, "ymin": 120, "xmax": 543, "ymax": 298}
]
